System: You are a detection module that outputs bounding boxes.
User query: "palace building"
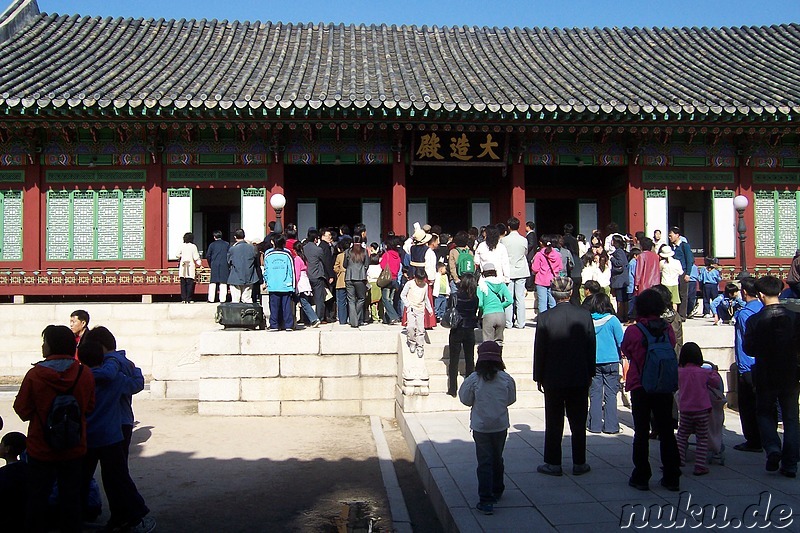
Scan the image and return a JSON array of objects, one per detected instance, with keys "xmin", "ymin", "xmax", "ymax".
[{"xmin": 0, "ymin": 0, "xmax": 798, "ymax": 298}]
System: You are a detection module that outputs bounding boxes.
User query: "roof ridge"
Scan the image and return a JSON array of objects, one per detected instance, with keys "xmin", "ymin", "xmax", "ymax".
[{"xmin": 0, "ymin": 0, "xmax": 38, "ymax": 41}]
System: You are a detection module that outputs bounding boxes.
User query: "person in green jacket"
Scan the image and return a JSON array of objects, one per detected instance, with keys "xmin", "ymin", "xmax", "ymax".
[{"xmin": 478, "ymin": 263, "xmax": 513, "ymax": 344}]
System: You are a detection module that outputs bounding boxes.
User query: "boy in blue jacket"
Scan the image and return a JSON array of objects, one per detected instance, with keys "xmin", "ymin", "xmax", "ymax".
[
  {"xmin": 711, "ymin": 283, "xmax": 745, "ymax": 325},
  {"xmin": 263, "ymin": 235, "xmax": 297, "ymax": 331},
  {"xmin": 78, "ymin": 341, "xmax": 154, "ymax": 533}
]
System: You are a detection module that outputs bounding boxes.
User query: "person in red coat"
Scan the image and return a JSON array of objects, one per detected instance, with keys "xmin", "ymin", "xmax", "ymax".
[
  {"xmin": 14, "ymin": 325, "xmax": 95, "ymax": 533},
  {"xmin": 634, "ymin": 237, "xmax": 661, "ymax": 296}
]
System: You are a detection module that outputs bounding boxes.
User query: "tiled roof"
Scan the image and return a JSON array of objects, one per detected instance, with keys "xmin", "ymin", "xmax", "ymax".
[{"xmin": 1, "ymin": 0, "xmax": 799, "ymax": 117}]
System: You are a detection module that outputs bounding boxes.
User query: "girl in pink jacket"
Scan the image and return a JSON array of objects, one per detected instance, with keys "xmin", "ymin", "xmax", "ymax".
[
  {"xmin": 530, "ymin": 235, "xmax": 563, "ymax": 314},
  {"xmin": 676, "ymin": 342, "xmax": 722, "ymax": 475}
]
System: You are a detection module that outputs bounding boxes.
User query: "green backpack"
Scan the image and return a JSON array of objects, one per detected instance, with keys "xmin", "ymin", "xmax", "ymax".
[{"xmin": 456, "ymin": 248, "xmax": 475, "ymax": 276}]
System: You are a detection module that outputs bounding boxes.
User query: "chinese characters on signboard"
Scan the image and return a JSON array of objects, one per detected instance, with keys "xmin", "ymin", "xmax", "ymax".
[{"xmin": 415, "ymin": 132, "xmax": 504, "ymax": 163}]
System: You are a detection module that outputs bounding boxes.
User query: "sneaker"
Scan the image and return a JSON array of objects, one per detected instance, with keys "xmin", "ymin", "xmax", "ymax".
[
  {"xmin": 573, "ymin": 463, "xmax": 591, "ymax": 476},
  {"xmin": 780, "ymin": 469, "xmax": 797, "ymax": 478},
  {"xmin": 311, "ymin": 320, "xmax": 321, "ymax": 328},
  {"xmin": 537, "ymin": 463, "xmax": 563, "ymax": 476},
  {"xmin": 693, "ymin": 467, "xmax": 710, "ymax": 476},
  {"xmin": 285, "ymin": 328, "xmax": 293, "ymax": 332},
  {"xmin": 733, "ymin": 442, "xmax": 763, "ymax": 453},
  {"xmin": 659, "ymin": 478, "xmax": 680, "ymax": 492},
  {"xmin": 475, "ymin": 502, "xmax": 493, "ymax": 515},
  {"xmin": 128, "ymin": 516, "xmax": 156, "ymax": 533},
  {"xmin": 767, "ymin": 452, "xmax": 782, "ymax": 472},
  {"xmin": 416, "ymin": 346, "xmax": 424, "ymax": 358},
  {"xmin": 628, "ymin": 478, "xmax": 649, "ymax": 491}
]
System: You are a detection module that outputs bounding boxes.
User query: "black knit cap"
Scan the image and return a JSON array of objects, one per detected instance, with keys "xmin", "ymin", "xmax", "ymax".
[{"xmin": 476, "ymin": 340, "xmax": 503, "ymax": 364}]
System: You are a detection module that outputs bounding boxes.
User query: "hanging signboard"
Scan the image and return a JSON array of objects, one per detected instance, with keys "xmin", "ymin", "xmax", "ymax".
[{"xmin": 413, "ymin": 132, "xmax": 505, "ymax": 164}]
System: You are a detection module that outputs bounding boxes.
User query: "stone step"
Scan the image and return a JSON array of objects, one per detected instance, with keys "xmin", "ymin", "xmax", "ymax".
[
  {"xmin": 397, "ymin": 388, "xmax": 546, "ymax": 413},
  {"xmin": 428, "ymin": 372, "xmax": 538, "ymax": 392}
]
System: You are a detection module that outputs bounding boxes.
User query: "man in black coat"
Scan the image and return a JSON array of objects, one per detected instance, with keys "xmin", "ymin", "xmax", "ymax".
[
  {"xmin": 743, "ymin": 275, "xmax": 800, "ymax": 477},
  {"xmin": 303, "ymin": 228, "xmax": 329, "ymax": 322},
  {"xmin": 205, "ymin": 230, "xmax": 230, "ymax": 303},
  {"xmin": 533, "ymin": 277, "xmax": 596, "ymax": 476}
]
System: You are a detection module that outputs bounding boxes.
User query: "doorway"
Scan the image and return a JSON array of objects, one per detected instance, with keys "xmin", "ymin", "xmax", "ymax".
[
  {"xmin": 192, "ymin": 189, "xmax": 241, "ymax": 254},
  {"xmin": 668, "ymin": 190, "xmax": 709, "ymax": 258},
  {"xmin": 428, "ymin": 198, "xmax": 470, "ymax": 235},
  {"xmin": 317, "ymin": 198, "xmax": 362, "ymax": 234},
  {"xmin": 535, "ymin": 199, "xmax": 578, "ymax": 236}
]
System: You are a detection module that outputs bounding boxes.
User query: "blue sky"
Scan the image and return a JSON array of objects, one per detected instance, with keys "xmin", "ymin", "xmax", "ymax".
[{"xmin": 36, "ymin": 0, "xmax": 800, "ymax": 28}]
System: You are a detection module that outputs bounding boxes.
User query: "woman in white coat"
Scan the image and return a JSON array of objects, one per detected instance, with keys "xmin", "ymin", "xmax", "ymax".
[{"xmin": 177, "ymin": 232, "xmax": 202, "ymax": 303}]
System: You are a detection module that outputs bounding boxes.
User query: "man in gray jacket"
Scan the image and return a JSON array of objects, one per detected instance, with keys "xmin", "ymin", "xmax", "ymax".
[
  {"xmin": 227, "ymin": 229, "xmax": 260, "ymax": 303},
  {"xmin": 501, "ymin": 217, "xmax": 530, "ymax": 329}
]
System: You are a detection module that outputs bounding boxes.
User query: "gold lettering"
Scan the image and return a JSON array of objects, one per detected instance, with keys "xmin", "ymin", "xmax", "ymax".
[
  {"xmin": 477, "ymin": 133, "xmax": 500, "ymax": 160},
  {"xmin": 416, "ymin": 133, "xmax": 444, "ymax": 160},
  {"xmin": 450, "ymin": 134, "xmax": 473, "ymax": 161}
]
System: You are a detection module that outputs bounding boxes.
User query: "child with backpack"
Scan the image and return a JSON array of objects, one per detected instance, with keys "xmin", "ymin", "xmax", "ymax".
[
  {"xmin": 621, "ymin": 289, "xmax": 681, "ymax": 492},
  {"xmin": 448, "ymin": 231, "xmax": 475, "ymax": 293},
  {"xmin": 676, "ymin": 343, "xmax": 723, "ymax": 475},
  {"xmin": 459, "ymin": 341, "xmax": 517, "ymax": 516}
]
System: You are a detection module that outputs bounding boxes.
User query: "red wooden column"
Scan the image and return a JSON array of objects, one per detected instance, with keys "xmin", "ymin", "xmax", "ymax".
[
  {"xmin": 145, "ymin": 160, "xmax": 164, "ymax": 268},
  {"xmin": 737, "ymin": 165, "xmax": 756, "ymax": 271},
  {"xmin": 267, "ymin": 160, "xmax": 285, "ymax": 224},
  {"xmin": 627, "ymin": 164, "xmax": 644, "ymax": 235},
  {"xmin": 23, "ymin": 162, "xmax": 41, "ymax": 271},
  {"xmin": 392, "ymin": 161, "xmax": 406, "ymax": 235},
  {"xmin": 510, "ymin": 162, "xmax": 526, "ymax": 234}
]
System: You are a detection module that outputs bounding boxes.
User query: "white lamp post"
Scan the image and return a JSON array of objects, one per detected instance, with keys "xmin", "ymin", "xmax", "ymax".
[
  {"xmin": 270, "ymin": 193, "xmax": 287, "ymax": 234},
  {"xmin": 733, "ymin": 194, "xmax": 749, "ymax": 278}
]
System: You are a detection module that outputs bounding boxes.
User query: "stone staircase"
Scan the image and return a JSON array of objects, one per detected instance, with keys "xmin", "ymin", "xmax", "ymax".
[{"xmin": 395, "ymin": 300, "xmax": 738, "ymax": 414}]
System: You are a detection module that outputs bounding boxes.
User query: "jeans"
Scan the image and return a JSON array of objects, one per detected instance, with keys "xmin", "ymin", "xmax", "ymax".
[
  {"xmin": 505, "ymin": 278, "xmax": 527, "ymax": 328},
  {"xmin": 346, "ymin": 280, "xmax": 367, "ymax": 326},
  {"xmin": 702, "ymin": 282, "xmax": 719, "ymax": 316},
  {"xmin": 756, "ymin": 384, "xmax": 800, "ymax": 474},
  {"xmin": 381, "ymin": 283, "xmax": 400, "ymax": 322},
  {"xmin": 473, "ymin": 430, "xmax": 507, "ymax": 503},
  {"xmin": 27, "ymin": 456, "xmax": 83, "ymax": 533},
  {"xmin": 543, "ymin": 386, "xmax": 588, "ymax": 466},
  {"xmin": 588, "ymin": 362, "xmax": 620, "ymax": 433},
  {"xmin": 208, "ymin": 282, "xmax": 228, "ymax": 303},
  {"xmin": 434, "ymin": 295, "xmax": 447, "ymax": 319},
  {"xmin": 631, "ymin": 388, "xmax": 681, "ymax": 485},
  {"xmin": 535, "ymin": 284, "xmax": 556, "ymax": 314},
  {"xmin": 82, "ymin": 441, "xmax": 149, "ymax": 527},
  {"xmin": 686, "ymin": 280, "xmax": 698, "ymax": 316},
  {"xmin": 336, "ymin": 287, "xmax": 348, "ymax": 324},
  {"xmin": 296, "ymin": 293, "xmax": 319, "ymax": 324},
  {"xmin": 179, "ymin": 277, "xmax": 195, "ymax": 302},
  {"xmin": 737, "ymin": 371, "xmax": 761, "ymax": 447},
  {"xmin": 481, "ymin": 312, "xmax": 505, "ymax": 344},
  {"xmin": 447, "ymin": 327, "xmax": 475, "ymax": 394},
  {"xmin": 268, "ymin": 292, "xmax": 295, "ymax": 330}
]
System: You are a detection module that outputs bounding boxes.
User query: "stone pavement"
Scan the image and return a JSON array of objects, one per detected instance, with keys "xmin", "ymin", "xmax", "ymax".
[{"xmin": 400, "ymin": 405, "xmax": 800, "ymax": 532}]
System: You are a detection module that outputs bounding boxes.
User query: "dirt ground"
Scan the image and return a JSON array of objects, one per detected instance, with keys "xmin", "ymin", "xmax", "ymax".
[{"xmin": 0, "ymin": 397, "xmax": 442, "ymax": 533}]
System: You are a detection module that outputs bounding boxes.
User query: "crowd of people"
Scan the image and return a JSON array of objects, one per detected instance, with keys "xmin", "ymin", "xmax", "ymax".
[{"xmin": 2, "ymin": 310, "xmax": 154, "ymax": 533}]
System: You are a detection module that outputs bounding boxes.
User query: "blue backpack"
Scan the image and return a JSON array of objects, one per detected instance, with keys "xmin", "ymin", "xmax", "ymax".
[{"xmin": 636, "ymin": 323, "xmax": 678, "ymax": 394}]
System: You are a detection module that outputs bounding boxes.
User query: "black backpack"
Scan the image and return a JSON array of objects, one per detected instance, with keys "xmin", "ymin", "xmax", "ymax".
[{"xmin": 44, "ymin": 365, "xmax": 84, "ymax": 451}]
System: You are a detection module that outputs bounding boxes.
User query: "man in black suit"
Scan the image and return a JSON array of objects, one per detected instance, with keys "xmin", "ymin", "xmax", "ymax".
[
  {"xmin": 303, "ymin": 228, "xmax": 329, "ymax": 322},
  {"xmin": 533, "ymin": 277, "xmax": 596, "ymax": 476},
  {"xmin": 525, "ymin": 221, "xmax": 538, "ymax": 292}
]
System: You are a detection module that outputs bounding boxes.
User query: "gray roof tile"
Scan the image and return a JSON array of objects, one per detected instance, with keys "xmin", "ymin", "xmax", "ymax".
[{"xmin": 0, "ymin": 2, "xmax": 799, "ymax": 116}]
